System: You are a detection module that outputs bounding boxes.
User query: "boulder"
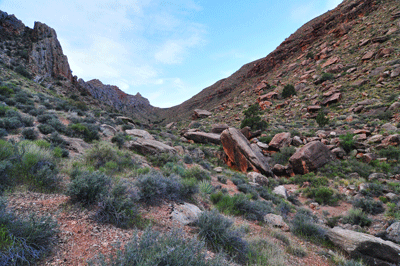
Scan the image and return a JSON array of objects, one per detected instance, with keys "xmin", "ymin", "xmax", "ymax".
[
  {"xmin": 382, "ymin": 135, "xmax": 400, "ymax": 146},
  {"xmin": 171, "ymin": 203, "xmax": 202, "ymax": 226},
  {"xmin": 367, "ymin": 135, "xmax": 384, "ymax": 144},
  {"xmin": 273, "ymin": 185, "xmax": 288, "ymax": 199},
  {"xmin": 387, "ymin": 222, "xmax": 400, "ymax": 244},
  {"xmin": 220, "ymin": 128, "xmax": 273, "ymax": 176},
  {"xmin": 381, "ymin": 123, "xmax": 398, "ymax": 133},
  {"xmin": 126, "ymin": 129, "xmax": 155, "ymax": 140},
  {"xmin": 322, "ymin": 92, "xmax": 342, "ymax": 106},
  {"xmin": 211, "ymin": 124, "xmax": 229, "ymax": 134},
  {"xmin": 327, "ymin": 227, "xmax": 400, "ymax": 266},
  {"xmin": 63, "ymin": 136, "xmax": 91, "ymax": 155},
  {"xmin": 362, "ymin": 51, "xmax": 375, "ymax": 60},
  {"xmin": 100, "ymin": 124, "xmax": 117, "ymax": 137},
  {"xmin": 292, "ymin": 136, "xmax": 303, "ymax": 146},
  {"xmin": 125, "ymin": 138, "xmax": 176, "ymax": 155},
  {"xmin": 332, "ymin": 147, "xmax": 346, "ymax": 158},
  {"xmin": 269, "ymin": 132, "xmax": 291, "ymax": 150},
  {"xmin": 289, "ymin": 141, "xmax": 336, "ymax": 174},
  {"xmin": 388, "ymin": 102, "xmax": 400, "ymax": 112},
  {"xmin": 264, "ymin": 214, "xmax": 289, "ymax": 231},
  {"xmin": 183, "ymin": 131, "xmax": 221, "ymax": 145},
  {"xmin": 247, "ymin": 172, "xmax": 269, "ymax": 186},
  {"xmin": 193, "ymin": 109, "xmax": 212, "ymax": 119}
]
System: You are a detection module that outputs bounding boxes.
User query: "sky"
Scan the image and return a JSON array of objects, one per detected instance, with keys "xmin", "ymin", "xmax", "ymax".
[{"xmin": 0, "ymin": 0, "xmax": 342, "ymax": 107}]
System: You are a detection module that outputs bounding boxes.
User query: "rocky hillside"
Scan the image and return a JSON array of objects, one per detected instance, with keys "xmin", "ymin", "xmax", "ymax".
[
  {"xmin": 0, "ymin": 10, "xmax": 156, "ymax": 122},
  {"xmin": 160, "ymin": 0, "xmax": 399, "ymax": 124},
  {"xmin": 1, "ymin": 1, "xmax": 400, "ymax": 266}
]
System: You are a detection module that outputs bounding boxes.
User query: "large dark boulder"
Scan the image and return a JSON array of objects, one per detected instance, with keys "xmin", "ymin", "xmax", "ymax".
[
  {"xmin": 327, "ymin": 227, "xmax": 400, "ymax": 266},
  {"xmin": 220, "ymin": 128, "xmax": 273, "ymax": 176},
  {"xmin": 289, "ymin": 141, "xmax": 335, "ymax": 174}
]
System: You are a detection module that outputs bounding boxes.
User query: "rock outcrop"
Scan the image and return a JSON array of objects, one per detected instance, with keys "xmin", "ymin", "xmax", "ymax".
[
  {"xmin": 125, "ymin": 138, "xmax": 176, "ymax": 155},
  {"xmin": 183, "ymin": 131, "xmax": 221, "ymax": 145},
  {"xmin": 327, "ymin": 227, "xmax": 400, "ymax": 266},
  {"xmin": 29, "ymin": 22, "xmax": 73, "ymax": 82},
  {"xmin": 289, "ymin": 141, "xmax": 336, "ymax": 174},
  {"xmin": 220, "ymin": 127, "xmax": 273, "ymax": 176}
]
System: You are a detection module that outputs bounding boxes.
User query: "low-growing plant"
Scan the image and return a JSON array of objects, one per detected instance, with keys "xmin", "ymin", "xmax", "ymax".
[
  {"xmin": 282, "ymin": 84, "xmax": 296, "ymax": 98},
  {"xmin": 240, "ymin": 104, "xmax": 268, "ymax": 131},
  {"xmin": 147, "ymin": 152, "xmax": 179, "ymax": 167},
  {"xmin": 22, "ymin": 128, "xmax": 38, "ymax": 140},
  {"xmin": 90, "ymin": 227, "xmax": 226, "ymax": 266},
  {"xmin": 303, "ymin": 187, "xmax": 339, "ymax": 205},
  {"xmin": 182, "ymin": 165, "xmax": 210, "ymax": 181},
  {"xmin": 316, "ymin": 110, "xmax": 329, "ymax": 127},
  {"xmin": 247, "ymin": 238, "xmax": 287, "ymax": 266},
  {"xmin": 342, "ymin": 208, "xmax": 372, "ymax": 227},
  {"xmin": 339, "ymin": 133, "xmax": 356, "ymax": 153},
  {"xmin": 38, "ymin": 124, "xmax": 55, "ymax": 134},
  {"xmin": 198, "ymin": 180, "xmax": 214, "ymax": 195},
  {"xmin": 196, "ymin": 210, "xmax": 249, "ymax": 263},
  {"xmin": 0, "ymin": 197, "xmax": 58, "ymax": 265},
  {"xmin": 290, "ymin": 209, "xmax": 327, "ymax": 243},
  {"xmin": 66, "ymin": 171, "xmax": 111, "ymax": 205},
  {"xmin": 352, "ymin": 198, "xmax": 384, "ymax": 215},
  {"xmin": 272, "ymin": 146, "xmax": 296, "ymax": 165}
]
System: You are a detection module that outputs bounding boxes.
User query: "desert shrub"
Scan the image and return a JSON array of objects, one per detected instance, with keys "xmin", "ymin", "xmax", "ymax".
[
  {"xmin": 84, "ymin": 142, "xmax": 137, "ymax": 174},
  {"xmin": 257, "ymin": 187, "xmax": 283, "ymax": 205},
  {"xmin": 282, "ymin": 84, "xmax": 296, "ymax": 98},
  {"xmin": 247, "ymin": 238, "xmax": 287, "ymax": 266},
  {"xmin": 319, "ymin": 159, "xmax": 372, "ymax": 179},
  {"xmin": 0, "ymin": 117, "xmax": 23, "ymax": 130},
  {"xmin": 182, "ymin": 166, "xmax": 210, "ymax": 181},
  {"xmin": 339, "ymin": 133, "xmax": 356, "ymax": 153},
  {"xmin": 240, "ymin": 104, "xmax": 268, "ymax": 131},
  {"xmin": 316, "ymin": 110, "xmax": 329, "ymax": 127},
  {"xmin": 15, "ymin": 66, "xmax": 32, "ymax": 79},
  {"xmin": 211, "ymin": 192, "xmax": 273, "ymax": 221},
  {"xmin": 326, "ymin": 216, "xmax": 342, "ymax": 228},
  {"xmin": 161, "ymin": 162, "xmax": 186, "ymax": 177},
  {"xmin": 290, "ymin": 173, "xmax": 328, "ymax": 187},
  {"xmin": 352, "ymin": 198, "xmax": 384, "ymax": 215},
  {"xmin": 0, "ymin": 104, "xmax": 10, "ymax": 116},
  {"xmin": 315, "ymin": 72, "xmax": 334, "ymax": 85},
  {"xmin": 37, "ymin": 114, "xmax": 57, "ymax": 123},
  {"xmin": 94, "ymin": 181, "xmax": 139, "ymax": 228},
  {"xmin": 342, "ymin": 208, "xmax": 372, "ymax": 227},
  {"xmin": 286, "ymin": 245, "xmax": 307, "ymax": 258},
  {"xmin": 386, "ymin": 203, "xmax": 400, "ymax": 220},
  {"xmin": 0, "ymin": 128, "xmax": 7, "ymax": 138},
  {"xmin": 147, "ymin": 152, "xmax": 179, "ymax": 167},
  {"xmin": 22, "ymin": 128, "xmax": 38, "ymax": 140},
  {"xmin": 291, "ymin": 209, "xmax": 326, "ymax": 242},
  {"xmin": 38, "ymin": 124, "xmax": 55, "ymax": 134},
  {"xmin": 53, "ymin": 146, "xmax": 69, "ymax": 158},
  {"xmin": 272, "ymin": 146, "xmax": 296, "ymax": 165},
  {"xmin": 378, "ymin": 146, "xmax": 400, "ymax": 160},
  {"xmin": 361, "ymin": 182, "xmax": 384, "ymax": 197},
  {"xmin": 90, "ymin": 227, "xmax": 226, "ymax": 266},
  {"xmin": 66, "ymin": 171, "xmax": 111, "ymax": 205},
  {"xmin": 303, "ymin": 187, "xmax": 339, "ymax": 205},
  {"xmin": 0, "ymin": 85, "xmax": 14, "ymax": 96},
  {"xmin": 111, "ymin": 133, "xmax": 130, "ymax": 148},
  {"xmin": 196, "ymin": 210, "xmax": 249, "ymax": 263},
  {"xmin": 68, "ymin": 123, "xmax": 100, "ymax": 142},
  {"xmin": 46, "ymin": 132, "xmax": 68, "ymax": 148},
  {"xmin": 198, "ymin": 180, "xmax": 214, "ymax": 195},
  {"xmin": 0, "ymin": 197, "xmax": 58, "ymax": 265},
  {"xmin": 135, "ymin": 171, "xmax": 195, "ymax": 205}
]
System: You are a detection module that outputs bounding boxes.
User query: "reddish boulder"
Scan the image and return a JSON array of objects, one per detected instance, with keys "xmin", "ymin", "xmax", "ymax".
[
  {"xmin": 220, "ymin": 128, "xmax": 273, "ymax": 176},
  {"xmin": 269, "ymin": 132, "xmax": 292, "ymax": 150},
  {"xmin": 382, "ymin": 135, "xmax": 400, "ymax": 147},
  {"xmin": 322, "ymin": 92, "xmax": 342, "ymax": 106},
  {"xmin": 289, "ymin": 141, "xmax": 336, "ymax": 174}
]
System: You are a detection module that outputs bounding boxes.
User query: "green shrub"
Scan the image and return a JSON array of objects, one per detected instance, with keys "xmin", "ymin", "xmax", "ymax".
[
  {"xmin": 68, "ymin": 123, "xmax": 100, "ymax": 142},
  {"xmin": 15, "ymin": 66, "xmax": 32, "ymax": 79},
  {"xmin": 90, "ymin": 227, "xmax": 226, "ymax": 266},
  {"xmin": 136, "ymin": 172, "xmax": 195, "ymax": 205},
  {"xmin": 38, "ymin": 124, "xmax": 55, "ymax": 134},
  {"xmin": 303, "ymin": 187, "xmax": 339, "ymax": 205},
  {"xmin": 161, "ymin": 162, "xmax": 186, "ymax": 177},
  {"xmin": 183, "ymin": 166, "xmax": 210, "ymax": 181},
  {"xmin": 0, "ymin": 197, "xmax": 58, "ymax": 265},
  {"xmin": 282, "ymin": 84, "xmax": 296, "ymax": 98},
  {"xmin": 352, "ymin": 198, "xmax": 384, "ymax": 215},
  {"xmin": 22, "ymin": 128, "xmax": 38, "ymax": 140},
  {"xmin": 316, "ymin": 110, "xmax": 329, "ymax": 127},
  {"xmin": 342, "ymin": 208, "xmax": 372, "ymax": 227},
  {"xmin": 361, "ymin": 183, "xmax": 384, "ymax": 197},
  {"xmin": 290, "ymin": 173, "xmax": 328, "ymax": 187},
  {"xmin": 378, "ymin": 146, "xmax": 400, "ymax": 160},
  {"xmin": 319, "ymin": 159, "xmax": 372, "ymax": 179},
  {"xmin": 198, "ymin": 180, "xmax": 214, "ymax": 195},
  {"xmin": 247, "ymin": 238, "xmax": 287, "ymax": 266},
  {"xmin": 211, "ymin": 192, "xmax": 273, "ymax": 221},
  {"xmin": 291, "ymin": 209, "xmax": 326, "ymax": 242},
  {"xmin": 0, "ymin": 86, "xmax": 14, "ymax": 96},
  {"xmin": 339, "ymin": 133, "xmax": 356, "ymax": 153},
  {"xmin": 240, "ymin": 104, "xmax": 268, "ymax": 131},
  {"xmin": 272, "ymin": 146, "xmax": 296, "ymax": 165},
  {"xmin": 196, "ymin": 210, "xmax": 248, "ymax": 263},
  {"xmin": 94, "ymin": 181, "xmax": 139, "ymax": 228},
  {"xmin": 315, "ymin": 72, "xmax": 335, "ymax": 85},
  {"xmin": 147, "ymin": 152, "xmax": 179, "ymax": 167},
  {"xmin": 66, "ymin": 171, "xmax": 111, "ymax": 205}
]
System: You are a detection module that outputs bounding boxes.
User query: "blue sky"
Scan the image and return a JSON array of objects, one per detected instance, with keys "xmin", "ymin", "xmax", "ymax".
[{"xmin": 0, "ymin": 0, "xmax": 341, "ymax": 107}]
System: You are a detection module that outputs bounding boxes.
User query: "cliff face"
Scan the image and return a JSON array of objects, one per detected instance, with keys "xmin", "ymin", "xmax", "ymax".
[
  {"xmin": 0, "ymin": 10, "xmax": 155, "ymax": 121},
  {"xmin": 29, "ymin": 22, "xmax": 73, "ymax": 82}
]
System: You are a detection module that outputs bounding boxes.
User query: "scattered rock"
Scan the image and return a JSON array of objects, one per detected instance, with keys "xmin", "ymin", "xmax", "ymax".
[
  {"xmin": 100, "ymin": 124, "xmax": 117, "ymax": 137},
  {"xmin": 382, "ymin": 135, "xmax": 400, "ymax": 146},
  {"xmin": 125, "ymin": 138, "xmax": 176, "ymax": 155},
  {"xmin": 332, "ymin": 147, "xmax": 346, "ymax": 158},
  {"xmin": 193, "ymin": 109, "xmax": 212, "ymax": 119},
  {"xmin": 289, "ymin": 141, "xmax": 336, "ymax": 174},
  {"xmin": 211, "ymin": 124, "xmax": 229, "ymax": 134},
  {"xmin": 183, "ymin": 131, "xmax": 221, "ymax": 145},
  {"xmin": 292, "ymin": 136, "xmax": 303, "ymax": 146},
  {"xmin": 171, "ymin": 203, "xmax": 202, "ymax": 226},
  {"xmin": 269, "ymin": 132, "xmax": 292, "ymax": 150},
  {"xmin": 381, "ymin": 123, "xmax": 398, "ymax": 133},
  {"xmin": 322, "ymin": 92, "xmax": 342, "ymax": 106},
  {"xmin": 220, "ymin": 128, "xmax": 273, "ymax": 176},
  {"xmin": 247, "ymin": 172, "xmax": 269, "ymax": 186},
  {"xmin": 362, "ymin": 51, "xmax": 375, "ymax": 60},
  {"xmin": 387, "ymin": 222, "xmax": 400, "ymax": 244},
  {"xmin": 264, "ymin": 214, "xmax": 290, "ymax": 231},
  {"xmin": 327, "ymin": 227, "xmax": 400, "ymax": 266},
  {"xmin": 126, "ymin": 129, "xmax": 155, "ymax": 140},
  {"xmin": 368, "ymin": 173, "xmax": 388, "ymax": 181},
  {"xmin": 273, "ymin": 185, "xmax": 288, "ymax": 199}
]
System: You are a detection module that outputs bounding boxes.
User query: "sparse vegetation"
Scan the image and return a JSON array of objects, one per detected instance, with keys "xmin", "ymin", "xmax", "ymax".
[{"xmin": 240, "ymin": 104, "xmax": 268, "ymax": 131}]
